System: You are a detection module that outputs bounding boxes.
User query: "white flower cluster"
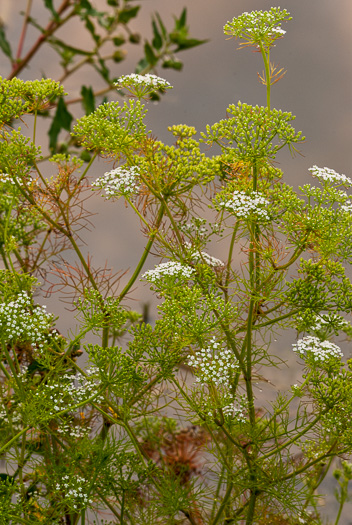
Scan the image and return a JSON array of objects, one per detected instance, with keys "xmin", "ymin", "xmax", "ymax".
[
  {"xmin": 116, "ymin": 73, "xmax": 172, "ymax": 91},
  {"xmin": 224, "ymin": 8, "xmax": 289, "ymax": 41},
  {"xmin": 0, "ymin": 173, "xmax": 15, "ymax": 184},
  {"xmin": 218, "ymin": 190, "xmax": 270, "ymax": 221},
  {"xmin": 0, "ymin": 291, "xmax": 56, "ymax": 349},
  {"xmin": 222, "ymin": 401, "xmax": 246, "ymax": 423},
  {"xmin": 341, "ymin": 202, "xmax": 352, "ymax": 214},
  {"xmin": 270, "ymin": 26, "xmax": 286, "ymax": 35},
  {"xmin": 142, "ymin": 261, "xmax": 195, "ymax": 284},
  {"xmin": 188, "ymin": 338, "xmax": 239, "ymax": 387},
  {"xmin": 34, "ymin": 368, "xmax": 102, "ymax": 415},
  {"xmin": 292, "ymin": 336, "xmax": 343, "ymax": 364},
  {"xmin": 180, "ymin": 218, "xmax": 207, "ymax": 238},
  {"xmin": 311, "ymin": 314, "xmax": 347, "ymax": 334},
  {"xmin": 55, "ymin": 474, "xmax": 92, "ymax": 510},
  {"xmin": 309, "ymin": 166, "xmax": 352, "ymax": 187},
  {"xmin": 184, "ymin": 242, "xmax": 224, "ymax": 268},
  {"xmin": 92, "ymin": 167, "xmax": 140, "ymax": 198},
  {"xmin": 57, "ymin": 421, "xmax": 91, "ymax": 439}
]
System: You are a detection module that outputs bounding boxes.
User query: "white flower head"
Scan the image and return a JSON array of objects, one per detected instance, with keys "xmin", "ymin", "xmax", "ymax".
[
  {"xmin": 224, "ymin": 7, "xmax": 291, "ymax": 45},
  {"xmin": 309, "ymin": 166, "xmax": 352, "ymax": 187},
  {"xmin": 184, "ymin": 242, "xmax": 225, "ymax": 268},
  {"xmin": 92, "ymin": 166, "xmax": 140, "ymax": 199},
  {"xmin": 188, "ymin": 337, "xmax": 239, "ymax": 387},
  {"xmin": 142, "ymin": 261, "xmax": 194, "ymax": 285},
  {"xmin": 0, "ymin": 173, "xmax": 15, "ymax": 184},
  {"xmin": 216, "ymin": 190, "xmax": 270, "ymax": 222},
  {"xmin": 115, "ymin": 74, "xmax": 172, "ymax": 99},
  {"xmin": 292, "ymin": 336, "xmax": 343, "ymax": 366}
]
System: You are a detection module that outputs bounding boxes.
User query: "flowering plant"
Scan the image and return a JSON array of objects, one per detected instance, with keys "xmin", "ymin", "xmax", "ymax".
[{"xmin": 0, "ymin": 6, "xmax": 352, "ymax": 525}]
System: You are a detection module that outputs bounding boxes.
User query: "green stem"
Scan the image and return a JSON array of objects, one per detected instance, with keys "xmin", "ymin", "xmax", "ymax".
[
  {"xmin": 212, "ymin": 482, "xmax": 233, "ymax": 525},
  {"xmin": 118, "ymin": 203, "xmax": 165, "ymax": 301},
  {"xmin": 259, "ymin": 44, "xmax": 271, "ymax": 110},
  {"xmin": 76, "ymin": 151, "xmax": 98, "ymax": 187},
  {"xmin": 246, "ymin": 490, "xmax": 258, "ymax": 525},
  {"xmin": 224, "ymin": 221, "xmax": 239, "ymax": 301},
  {"xmin": 0, "ymin": 426, "xmax": 31, "ymax": 455}
]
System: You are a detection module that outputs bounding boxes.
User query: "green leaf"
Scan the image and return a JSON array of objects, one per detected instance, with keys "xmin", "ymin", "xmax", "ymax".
[
  {"xmin": 144, "ymin": 42, "xmax": 158, "ymax": 66},
  {"xmin": 77, "ymin": 0, "xmax": 93, "ymax": 12},
  {"xmin": 81, "ymin": 86, "xmax": 95, "ymax": 115},
  {"xmin": 135, "ymin": 57, "xmax": 149, "ymax": 74},
  {"xmin": 175, "ymin": 8, "xmax": 187, "ymax": 30},
  {"xmin": 173, "ymin": 37, "xmax": 209, "ymax": 53},
  {"xmin": 162, "ymin": 58, "xmax": 183, "ymax": 71},
  {"xmin": 118, "ymin": 6, "xmax": 140, "ymax": 24},
  {"xmin": 49, "ymin": 37, "xmax": 94, "ymax": 57},
  {"xmin": 155, "ymin": 13, "xmax": 167, "ymax": 39},
  {"xmin": 49, "ymin": 97, "xmax": 73, "ymax": 152},
  {"xmin": 0, "ymin": 24, "xmax": 13, "ymax": 60},
  {"xmin": 94, "ymin": 58, "xmax": 110, "ymax": 82},
  {"xmin": 152, "ymin": 20, "xmax": 163, "ymax": 50},
  {"xmin": 85, "ymin": 17, "xmax": 100, "ymax": 44},
  {"xmin": 43, "ymin": 0, "xmax": 59, "ymax": 21}
]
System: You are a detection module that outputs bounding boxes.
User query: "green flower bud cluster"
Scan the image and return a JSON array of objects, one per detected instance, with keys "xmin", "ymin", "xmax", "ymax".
[
  {"xmin": 201, "ymin": 102, "xmax": 304, "ymax": 161},
  {"xmin": 0, "ymin": 77, "xmax": 64, "ymax": 124},
  {"xmin": 72, "ymin": 100, "xmax": 148, "ymax": 157},
  {"xmin": 224, "ymin": 7, "xmax": 292, "ymax": 49}
]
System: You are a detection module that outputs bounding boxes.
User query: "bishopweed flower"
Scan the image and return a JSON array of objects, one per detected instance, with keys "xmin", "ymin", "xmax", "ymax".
[
  {"xmin": 0, "ymin": 291, "xmax": 56, "ymax": 350},
  {"xmin": 309, "ymin": 166, "xmax": 352, "ymax": 187},
  {"xmin": 188, "ymin": 338, "xmax": 239, "ymax": 387},
  {"xmin": 215, "ymin": 190, "xmax": 270, "ymax": 222},
  {"xmin": 184, "ymin": 243, "xmax": 225, "ymax": 268},
  {"xmin": 224, "ymin": 7, "xmax": 291, "ymax": 47},
  {"xmin": 115, "ymin": 74, "xmax": 172, "ymax": 99},
  {"xmin": 142, "ymin": 261, "xmax": 194, "ymax": 285},
  {"xmin": 92, "ymin": 166, "xmax": 140, "ymax": 199},
  {"xmin": 292, "ymin": 336, "xmax": 343, "ymax": 365}
]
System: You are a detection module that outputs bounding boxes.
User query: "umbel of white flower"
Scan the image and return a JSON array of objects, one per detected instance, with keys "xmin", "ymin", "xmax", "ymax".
[
  {"xmin": 92, "ymin": 166, "xmax": 140, "ymax": 199},
  {"xmin": 0, "ymin": 291, "xmax": 56, "ymax": 349},
  {"xmin": 142, "ymin": 261, "xmax": 195, "ymax": 284},
  {"xmin": 115, "ymin": 74, "xmax": 172, "ymax": 99},
  {"xmin": 292, "ymin": 336, "xmax": 343, "ymax": 365},
  {"xmin": 188, "ymin": 338, "xmax": 239, "ymax": 387},
  {"xmin": 309, "ymin": 166, "xmax": 352, "ymax": 187},
  {"xmin": 223, "ymin": 6, "xmax": 291, "ymax": 46},
  {"xmin": 184, "ymin": 242, "xmax": 225, "ymax": 268},
  {"xmin": 217, "ymin": 190, "xmax": 270, "ymax": 222}
]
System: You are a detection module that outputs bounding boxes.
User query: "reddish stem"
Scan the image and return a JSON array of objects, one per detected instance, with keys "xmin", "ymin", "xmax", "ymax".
[{"xmin": 8, "ymin": 0, "xmax": 72, "ymax": 80}]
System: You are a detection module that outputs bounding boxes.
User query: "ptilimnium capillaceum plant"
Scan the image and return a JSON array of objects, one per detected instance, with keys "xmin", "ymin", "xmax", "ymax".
[{"xmin": 1, "ymin": 6, "xmax": 352, "ymax": 524}]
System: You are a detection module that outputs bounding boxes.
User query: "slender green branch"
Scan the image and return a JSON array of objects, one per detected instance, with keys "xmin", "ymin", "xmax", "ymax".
[
  {"xmin": 0, "ymin": 426, "xmax": 31, "ymax": 456},
  {"xmin": 212, "ymin": 481, "xmax": 233, "ymax": 525},
  {"xmin": 118, "ymin": 203, "xmax": 165, "ymax": 301}
]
